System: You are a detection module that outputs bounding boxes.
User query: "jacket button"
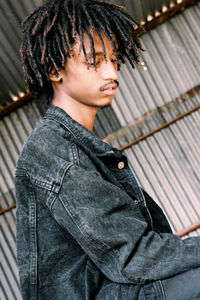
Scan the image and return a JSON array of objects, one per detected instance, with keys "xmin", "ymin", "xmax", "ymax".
[
  {"xmin": 118, "ymin": 161, "xmax": 125, "ymax": 169},
  {"xmin": 134, "ymin": 199, "xmax": 139, "ymax": 205}
]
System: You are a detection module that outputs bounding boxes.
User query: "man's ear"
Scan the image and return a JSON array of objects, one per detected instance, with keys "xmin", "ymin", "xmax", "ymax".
[{"xmin": 49, "ymin": 69, "xmax": 62, "ymax": 83}]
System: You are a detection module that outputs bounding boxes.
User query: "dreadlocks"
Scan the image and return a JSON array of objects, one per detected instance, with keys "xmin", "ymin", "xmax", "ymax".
[{"xmin": 20, "ymin": 0, "xmax": 144, "ymax": 99}]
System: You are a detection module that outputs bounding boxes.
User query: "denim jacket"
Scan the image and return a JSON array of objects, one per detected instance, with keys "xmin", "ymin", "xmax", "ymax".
[{"xmin": 15, "ymin": 105, "xmax": 200, "ymax": 300}]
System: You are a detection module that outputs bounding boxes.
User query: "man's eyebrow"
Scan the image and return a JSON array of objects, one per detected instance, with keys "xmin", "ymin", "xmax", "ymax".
[
  {"xmin": 86, "ymin": 51, "xmax": 105, "ymax": 59},
  {"xmin": 86, "ymin": 51, "xmax": 119, "ymax": 60}
]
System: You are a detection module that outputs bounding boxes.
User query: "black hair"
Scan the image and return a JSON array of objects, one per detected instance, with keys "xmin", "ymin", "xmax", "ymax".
[{"xmin": 20, "ymin": 0, "xmax": 144, "ymax": 99}]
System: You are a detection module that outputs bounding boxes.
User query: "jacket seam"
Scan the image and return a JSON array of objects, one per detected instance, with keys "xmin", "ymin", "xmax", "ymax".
[{"xmin": 44, "ymin": 116, "xmax": 81, "ymax": 142}]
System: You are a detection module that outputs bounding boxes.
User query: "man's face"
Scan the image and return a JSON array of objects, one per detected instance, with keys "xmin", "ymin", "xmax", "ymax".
[{"xmin": 55, "ymin": 30, "xmax": 119, "ymax": 108}]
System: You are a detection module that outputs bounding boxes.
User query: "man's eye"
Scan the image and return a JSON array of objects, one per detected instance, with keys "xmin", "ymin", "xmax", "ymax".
[
  {"xmin": 111, "ymin": 59, "xmax": 117, "ymax": 63},
  {"xmin": 89, "ymin": 61, "xmax": 100, "ymax": 66}
]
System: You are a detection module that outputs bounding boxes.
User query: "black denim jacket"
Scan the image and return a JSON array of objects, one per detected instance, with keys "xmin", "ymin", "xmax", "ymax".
[{"xmin": 15, "ymin": 105, "xmax": 200, "ymax": 299}]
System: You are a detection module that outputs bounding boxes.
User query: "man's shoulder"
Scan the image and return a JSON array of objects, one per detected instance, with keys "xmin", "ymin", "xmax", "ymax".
[{"xmin": 15, "ymin": 118, "xmax": 76, "ymax": 187}]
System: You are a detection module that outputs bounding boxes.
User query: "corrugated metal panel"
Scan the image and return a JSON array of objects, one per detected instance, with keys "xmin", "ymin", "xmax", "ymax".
[
  {"xmin": 112, "ymin": 4, "xmax": 200, "ymax": 125},
  {"xmin": 111, "ymin": 0, "xmax": 176, "ymax": 22}
]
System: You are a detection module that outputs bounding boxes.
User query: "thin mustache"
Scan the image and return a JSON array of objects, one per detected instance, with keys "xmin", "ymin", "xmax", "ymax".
[{"xmin": 99, "ymin": 80, "xmax": 119, "ymax": 91}]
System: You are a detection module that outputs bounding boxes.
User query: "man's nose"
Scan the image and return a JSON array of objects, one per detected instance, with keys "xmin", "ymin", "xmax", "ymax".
[{"xmin": 101, "ymin": 60, "xmax": 118, "ymax": 81}]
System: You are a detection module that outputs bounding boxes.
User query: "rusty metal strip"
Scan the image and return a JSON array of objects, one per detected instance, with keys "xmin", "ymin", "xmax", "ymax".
[
  {"xmin": 0, "ymin": 94, "xmax": 32, "ymax": 119},
  {"xmin": 103, "ymin": 84, "xmax": 200, "ymax": 150},
  {"xmin": 176, "ymin": 221, "xmax": 200, "ymax": 237},
  {"xmin": 0, "ymin": 203, "xmax": 16, "ymax": 215},
  {"xmin": 137, "ymin": 0, "xmax": 198, "ymax": 35},
  {"xmin": 119, "ymin": 104, "xmax": 200, "ymax": 151}
]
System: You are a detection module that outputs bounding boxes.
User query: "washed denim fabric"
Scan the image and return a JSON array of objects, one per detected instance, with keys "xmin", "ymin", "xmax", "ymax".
[{"xmin": 15, "ymin": 105, "xmax": 200, "ymax": 300}]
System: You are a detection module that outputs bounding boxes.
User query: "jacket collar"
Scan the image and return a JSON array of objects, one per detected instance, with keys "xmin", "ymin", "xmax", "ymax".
[{"xmin": 44, "ymin": 105, "xmax": 123, "ymax": 158}]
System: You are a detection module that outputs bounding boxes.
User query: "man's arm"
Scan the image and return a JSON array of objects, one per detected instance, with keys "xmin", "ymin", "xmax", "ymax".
[{"xmin": 50, "ymin": 163, "xmax": 200, "ymax": 284}]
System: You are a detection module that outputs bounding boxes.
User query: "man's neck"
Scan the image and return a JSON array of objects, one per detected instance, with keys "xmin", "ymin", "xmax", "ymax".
[{"xmin": 52, "ymin": 94, "xmax": 98, "ymax": 131}]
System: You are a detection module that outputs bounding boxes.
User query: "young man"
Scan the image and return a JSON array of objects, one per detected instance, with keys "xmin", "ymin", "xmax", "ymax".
[{"xmin": 15, "ymin": 0, "xmax": 200, "ymax": 299}]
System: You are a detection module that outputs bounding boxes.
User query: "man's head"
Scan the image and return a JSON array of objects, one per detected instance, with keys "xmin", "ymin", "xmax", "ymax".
[
  {"xmin": 20, "ymin": 0, "xmax": 144, "ymax": 100},
  {"xmin": 50, "ymin": 29, "xmax": 120, "ymax": 109}
]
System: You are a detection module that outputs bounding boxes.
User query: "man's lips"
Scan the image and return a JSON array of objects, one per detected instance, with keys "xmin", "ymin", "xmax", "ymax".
[
  {"xmin": 102, "ymin": 88, "xmax": 117, "ymax": 95},
  {"xmin": 100, "ymin": 81, "xmax": 119, "ymax": 95}
]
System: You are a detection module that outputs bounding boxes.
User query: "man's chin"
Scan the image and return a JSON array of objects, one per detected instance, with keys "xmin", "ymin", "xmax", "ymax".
[{"xmin": 97, "ymin": 96, "xmax": 113, "ymax": 109}]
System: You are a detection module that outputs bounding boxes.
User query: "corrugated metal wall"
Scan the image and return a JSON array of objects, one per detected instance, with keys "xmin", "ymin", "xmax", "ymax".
[
  {"xmin": 112, "ymin": 3, "xmax": 200, "ymax": 124},
  {"xmin": 0, "ymin": 4, "xmax": 200, "ymax": 299}
]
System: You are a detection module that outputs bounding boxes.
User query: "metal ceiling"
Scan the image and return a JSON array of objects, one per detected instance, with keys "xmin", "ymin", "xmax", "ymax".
[{"xmin": 0, "ymin": 0, "xmax": 187, "ymax": 108}]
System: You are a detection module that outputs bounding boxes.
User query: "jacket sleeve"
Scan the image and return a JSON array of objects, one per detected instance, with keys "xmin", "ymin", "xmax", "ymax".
[{"xmin": 50, "ymin": 163, "xmax": 200, "ymax": 284}]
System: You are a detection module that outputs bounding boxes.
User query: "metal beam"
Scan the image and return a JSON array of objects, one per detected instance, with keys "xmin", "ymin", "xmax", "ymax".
[
  {"xmin": 0, "ymin": 203, "xmax": 16, "ymax": 215},
  {"xmin": 103, "ymin": 85, "xmax": 200, "ymax": 150},
  {"xmin": 0, "ymin": 94, "xmax": 32, "ymax": 119},
  {"xmin": 137, "ymin": 0, "xmax": 198, "ymax": 36},
  {"xmin": 119, "ymin": 104, "xmax": 200, "ymax": 151},
  {"xmin": 176, "ymin": 221, "xmax": 200, "ymax": 237}
]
